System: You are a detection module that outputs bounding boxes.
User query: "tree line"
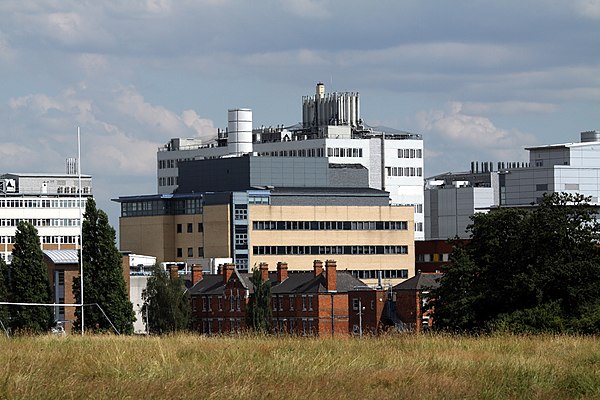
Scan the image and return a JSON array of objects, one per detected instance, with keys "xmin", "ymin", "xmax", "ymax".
[{"xmin": 432, "ymin": 192, "xmax": 600, "ymax": 334}]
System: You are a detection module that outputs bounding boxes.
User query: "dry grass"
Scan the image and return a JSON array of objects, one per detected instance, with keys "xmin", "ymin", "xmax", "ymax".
[{"xmin": 0, "ymin": 333, "xmax": 599, "ymax": 399}]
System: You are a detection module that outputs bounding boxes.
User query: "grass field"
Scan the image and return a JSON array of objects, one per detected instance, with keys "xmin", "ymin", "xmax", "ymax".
[{"xmin": 0, "ymin": 333, "xmax": 599, "ymax": 399}]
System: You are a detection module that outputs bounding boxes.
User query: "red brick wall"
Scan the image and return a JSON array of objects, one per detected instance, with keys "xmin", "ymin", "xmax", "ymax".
[
  {"xmin": 396, "ymin": 290, "xmax": 420, "ymax": 331},
  {"xmin": 348, "ymin": 290, "xmax": 387, "ymax": 335}
]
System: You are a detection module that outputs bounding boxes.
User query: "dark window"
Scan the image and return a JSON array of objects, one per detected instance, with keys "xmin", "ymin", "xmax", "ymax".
[
  {"xmin": 176, "ymin": 248, "xmax": 183, "ymax": 258},
  {"xmin": 176, "ymin": 224, "xmax": 182, "ymax": 233},
  {"xmin": 188, "ymin": 247, "xmax": 193, "ymax": 257},
  {"xmin": 198, "ymin": 223, "xmax": 203, "ymax": 232},
  {"xmin": 198, "ymin": 247, "xmax": 204, "ymax": 257},
  {"xmin": 187, "ymin": 223, "xmax": 193, "ymax": 233}
]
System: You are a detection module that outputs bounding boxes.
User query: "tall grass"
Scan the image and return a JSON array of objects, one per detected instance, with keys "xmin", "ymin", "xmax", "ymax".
[{"xmin": 0, "ymin": 333, "xmax": 599, "ymax": 399}]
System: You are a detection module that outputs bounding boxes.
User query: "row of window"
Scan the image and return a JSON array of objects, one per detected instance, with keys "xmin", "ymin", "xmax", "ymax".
[
  {"xmin": 158, "ymin": 158, "xmax": 193, "ymax": 169},
  {"xmin": 176, "ymin": 223, "xmax": 203, "ymax": 233},
  {"xmin": 385, "ymin": 166, "xmax": 423, "ymax": 177},
  {"xmin": 200, "ymin": 318, "xmax": 244, "ymax": 335},
  {"xmin": 349, "ymin": 269, "xmax": 409, "ymax": 280},
  {"xmin": 56, "ymin": 187, "xmax": 90, "ymax": 194},
  {"xmin": 257, "ymin": 148, "xmax": 325, "ymax": 158},
  {"xmin": 327, "ymin": 147, "xmax": 364, "ymax": 158},
  {"xmin": 416, "ymin": 253, "xmax": 450, "ymax": 262},
  {"xmin": 252, "ymin": 220, "xmax": 408, "ymax": 231},
  {"xmin": 0, "ymin": 199, "xmax": 87, "ymax": 209},
  {"xmin": 0, "ymin": 218, "xmax": 80, "ymax": 228},
  {"xmin": 193, "ymin": 290, "xmax": 244, "ymax": 313},
  {"xmin": 198, "ymin": 317, "xmax": 317, "ymax": 336},
  {"xmin": 176, "ymin": 247, "xmax": 204, "ymax": 258},
  {"xmin": 0, "ymin": 235, "xmax": 79, "ymax": 244},
  {"xmin": 158, "ymin": 176, "xmax": 178, "ymax": 187},
  {"xmin": 121, "ymin": 198, "xmax": 202, "ymax": 217},
  {"xmin": 398, "ymin": 148, "xmax": 422, "ymax": 158},
  {"xmin": 252, "ymin": 245, "xmax": 409, "ymax": 256}
]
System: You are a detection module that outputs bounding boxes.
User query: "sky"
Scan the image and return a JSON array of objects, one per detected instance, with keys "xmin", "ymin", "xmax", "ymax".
[{"xmin": 1, "ymin": 0, "xmax": 599, "ymax": 229}]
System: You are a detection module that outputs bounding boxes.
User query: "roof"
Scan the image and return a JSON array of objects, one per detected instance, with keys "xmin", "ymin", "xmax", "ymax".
[
  {"xmin": 189, "ymin": 269, "xmax": 367, "ymax": 296},
  {"xmin": 393, "ymin": 273, "xmax": 442, "ymax": 291},
  {"xmin": 525, "ymin": 141, "xmax": 600, "ymax": 151},
  {"xmin": 269, "ymin": 187, "xmax": 389, "ymax": 196},
  {"xmin": 2, "ymin": 173, "xmax": 92, "ymax": 179},
  {"xmin": 43, "ymin": 249, "xmax": 79, "ymax": 264}
]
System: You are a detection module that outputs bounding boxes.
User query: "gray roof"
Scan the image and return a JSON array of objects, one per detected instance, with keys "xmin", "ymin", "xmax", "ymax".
[
  {"xmin": 189, "ymin": 269, "xmax": 367, "ymax": 296},
  {"xmin": 393, "ymin": 273, "xmax": 442, "ymax": 291},
  {"xmin": 43, "ymin": 249, "xmax": 79, "ymax": 264}
]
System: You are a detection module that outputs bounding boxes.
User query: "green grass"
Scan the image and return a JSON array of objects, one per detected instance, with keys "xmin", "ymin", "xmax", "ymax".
[{"xmin": 0, "ymin": 333, "xmax": 599, "ymax": 399}]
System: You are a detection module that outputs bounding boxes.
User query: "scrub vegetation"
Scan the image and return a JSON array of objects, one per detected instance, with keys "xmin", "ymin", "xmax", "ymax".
[{"xmin": 0, "ymin": 333, "xmax": 599, "ymax": 399}]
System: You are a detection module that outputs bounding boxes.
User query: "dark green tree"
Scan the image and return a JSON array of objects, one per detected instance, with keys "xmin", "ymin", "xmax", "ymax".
[
  {"xmin": 142, "ymin": 264, "xmax": 190, "ymax": 334},
  {"xmin": 72, "ymin": 198, "xmax": 135, "ymax": 334},
  {"xmin": 433, "ymin": 192, "xmax": 600, "ymax": 333},
  {"xmin": 9, "ymin": 221, "xmax": 53, "ymax": 333},
  {"xmin": 0, "ymin": 256, "xmax": 10, "ymax": 327},
  {"xmin": 246, "ymin": 267, "xmax": 272, "ymax": 333}
]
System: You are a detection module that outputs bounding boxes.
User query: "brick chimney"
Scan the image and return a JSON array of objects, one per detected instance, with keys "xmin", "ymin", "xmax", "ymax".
[
  {"xmin": 168, "ymin": 264, "xmax": 178, "ymax": 280},
  {"xmin": 313, "ymin": 260, "xmax": 324, "ymax": 277},
  {"xmin": 277, "ymin": 261, "xmax": 288, "ymax": 283},
  {"xmin": 223, "ymin": 263, "xmax": 235, "ymax": 283},
  {"xmin": 191, "ymin": 264, "xmax": 203, "ymax": 286},
  {"xmin": 325, "ymin": 260, "xmax": 337, "ymax": 292},
  {"xmin": 259, "ymin": 262, "xmax": 269, "ymax": 282}
]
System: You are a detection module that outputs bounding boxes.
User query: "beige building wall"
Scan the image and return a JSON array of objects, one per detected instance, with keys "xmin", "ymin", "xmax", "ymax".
[
  {"xmin": 248, "ymin": 205, "xmax": 415, "ymax": 285},
  {"xmin": 120, "ymin": 215, "xmax": 175, "ymax": 263},
  {"xmin": 202, "ymin": 204, "xmax": 231, "ymax": 259}
]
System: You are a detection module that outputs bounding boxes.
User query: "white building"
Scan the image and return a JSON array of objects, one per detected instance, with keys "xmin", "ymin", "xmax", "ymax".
[
  {"xmin": 0, "ymin": 168, "xmax": 92, "ymax": 263},
  {"xmin": 503, "ymin": 131, "xmax": 600, "ymax": 206},
  {"xmin": 157, "ymin": 83, "xmax": 425, "ymax": 239}
]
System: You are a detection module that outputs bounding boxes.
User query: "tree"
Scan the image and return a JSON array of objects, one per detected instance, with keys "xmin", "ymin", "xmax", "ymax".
[
  {"xmin": 246, "ymin": 267, "xmax": 272, "ymax": 333},
  {"xmin": 432, "ymin": 192, "xmax": 600, "ymax": 333},
  {"xmin": 142, "ymin": 264, "xmax": 190, "ymax": 334},
  {"xmin": 0, "ymin": 256, "xmax": 9, "ymax": 327},
  {"xmin": 9, "ymin": 221, "xmax": 53, "ymax": 333},
  {"xmin": 72, "ymin": 198, "xmax": 135, "ymax": 334}
]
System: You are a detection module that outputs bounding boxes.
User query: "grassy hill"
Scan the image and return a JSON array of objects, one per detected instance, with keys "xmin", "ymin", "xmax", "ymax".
[{"xmin": 1, "ymin": 333, "xmax": 599, "ymax": 399}]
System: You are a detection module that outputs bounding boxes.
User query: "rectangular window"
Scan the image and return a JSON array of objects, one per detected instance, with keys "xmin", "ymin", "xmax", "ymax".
[
  {"xmin": 198, "ymin": 222, "xmax": 204, "ymax": 232},
  {"xmin": 176, "ymin": 224, "xmax": 182, "ymax": 233},
  {"xmin": 198, "ymin": 247, "xmax": 204, "ymax": 257},
  {"xmin": 176, "ymin": 248, "xmax": 183, "ymax": 258},
  {"xmin": 188, "ymin": 247, "xmax": 193, "ymax": 257},
  {"xmin": 352, "ymin": 298, "xmax": 359, "ymax": 311},
  {"xmin": 536, "ymin": 184, "xmax": 548, "ymax": 191},
  {"xmin": 187, "ymin": 223, "xmax": 193, "ymax": 233}
]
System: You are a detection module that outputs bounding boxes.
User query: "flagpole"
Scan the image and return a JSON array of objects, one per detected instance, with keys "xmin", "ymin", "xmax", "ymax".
[{"xmin": 78, "ymin": 127, "xmax": 84, "ymax": 335}]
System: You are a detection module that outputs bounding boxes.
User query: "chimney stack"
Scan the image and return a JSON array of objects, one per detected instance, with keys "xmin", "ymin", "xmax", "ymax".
[
  {"xmin": 325, "ymin": 260, "xmax": 337, "ymax": 292},
  {"xmin": 313, "ymin": 260, "xmax": 324, "ymax": 277},
  {"xmin": 168, "ymin": 264, "xmax": 178, "ymax": 280},
  {"xmin": 277, "ymin": 261, "xmax": 288, "ymax": 283},
  {"xmin": 191, "ymin": 264, "xmax": 203, "ymax": 286},
  {"xmin": 259, "ymin": 263, "xmax": 269, "ymax": 282},
  {"xmin": 223, "ymin": 263, "xmax": 235, "ymax": 283}
]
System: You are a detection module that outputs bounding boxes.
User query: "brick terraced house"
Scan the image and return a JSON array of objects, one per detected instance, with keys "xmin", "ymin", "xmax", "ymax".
[{"xmin": 189, "ymin": 260, "xmax": 388, "ymax": 336}]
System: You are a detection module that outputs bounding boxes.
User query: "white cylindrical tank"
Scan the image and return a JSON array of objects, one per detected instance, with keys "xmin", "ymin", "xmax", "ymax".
[{"xmin": 227, "ymin": 108, "xmax": 253, "ymax": 155}]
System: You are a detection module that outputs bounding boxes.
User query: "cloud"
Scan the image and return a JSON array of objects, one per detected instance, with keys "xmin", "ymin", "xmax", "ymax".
[
  {"xmin": 283, "ymin": 0, "xmax": 331, "ymax": 18},
  {"xmin": 416, "ymin": 103, "xmax": 537, "ymax": 174},
  {"xmin": 459, "ymin": 101, "xmax": 558, "ymax": 115},
  {"xmin": 575, "ymin": 0, "xmax": 600, "ymax": 19}
]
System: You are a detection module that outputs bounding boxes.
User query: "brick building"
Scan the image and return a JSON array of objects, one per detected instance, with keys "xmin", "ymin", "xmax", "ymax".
[
  {"xmin": 189, "ymin": 260, "xmax": 388, "ymax": 336},
  {"xmin": 393, "ymin": 272, "xmax": 442, "ymax": 332}
]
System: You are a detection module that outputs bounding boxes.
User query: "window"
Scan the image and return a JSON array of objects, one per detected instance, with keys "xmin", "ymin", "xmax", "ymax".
[
  {"xmin": 198, "ymin": 247, "xmax": 204, "ymax": 257},
  {"xmin": 176, "ymin": 248, "xmax": 183, "ymax": 258},
  {"xmin": 176, "ymin": 224, "xmax": 182, "ymax": 233},
  {"xmin": 198, "ymin": 223, "xmax": 204, "ymax": 232},
  {"xmin": 289, "ymin": 295, "xmax": 295, "ymax": 311},
  {"xmin": 188, "ymin": 247, "xmax": 193, "ymax": 257},
  {"xmin": 536, "ymin": 184, "xmax": 548, "ymax": 191},
  {"xmin": 352, "ymin": 298, "xmax": 359, "ymax": 311},
  {"xmin": 234, "ymin": 208, "xmax": 247, "ymax": 220},
  {"xmin": 187, "ymin": 223, "xmax": 193, "ymax": 233},
  {"xmin": 308, "ymin": 295, "xmax": 314, "ymax": 311}
]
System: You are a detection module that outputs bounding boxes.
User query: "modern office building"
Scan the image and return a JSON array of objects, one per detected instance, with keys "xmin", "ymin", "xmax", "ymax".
[
  {"xmin": 114, "ymin": 186, "xmax": 415, "ymax": 287},
  {"xmin": 503, "ymin": 130, "xmax": 600, "ymax": 206},
  {"xmin": 0, "ymin": 165, "xmax": 92, "ymax": 263},
  {"xmin": 156, "ymin": 83, "xmax": 425, "ymax": 239}
]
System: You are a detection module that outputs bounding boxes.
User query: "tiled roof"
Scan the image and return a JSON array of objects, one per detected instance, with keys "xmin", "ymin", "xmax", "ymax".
[
  {"xmin": 189, "ymin": 269, "xmax": 367, "ymax": 295},
  {"xmin": 393, "ymin": 273, "xmax": 443, "ymax": 291}
]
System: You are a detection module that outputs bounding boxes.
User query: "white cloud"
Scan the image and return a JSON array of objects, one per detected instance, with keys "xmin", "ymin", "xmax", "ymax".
[
  {"xmin": 416, "ymin": 103, "xmax": 537, "ymax": 173},
  {"xmin": 575, "ymin": 0, "xmax": 600, "ymax": 19},
  {"xmin": 283, "ymin": 0, "xmax": 331, "ymax": 19}
]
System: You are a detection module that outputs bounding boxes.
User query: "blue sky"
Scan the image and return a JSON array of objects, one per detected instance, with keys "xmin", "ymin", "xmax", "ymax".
[{"xmin": 1, "ymin": 0, "xmax": 599, "ymax": 227}]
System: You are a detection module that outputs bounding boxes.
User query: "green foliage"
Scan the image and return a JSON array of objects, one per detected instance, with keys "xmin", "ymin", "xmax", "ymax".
[
  {"xmin": 142, "ymin": 264, "xmax": 190, "ymax": 334},
  {"xmin": 0, "ymin": 256, "xmax": 10, "ymax": 325},
  {"xmin": 246, "ymin": 267, "xmax": 272, "ymax": 333},
  {"xmin": 433, "ymin": 192, "xmax": 600, "ymax": 333},
  {"xmin": 72, "ymin": 198, "xmax": 135, "ymax": 334},
  {"xmin": 8, "ymin": 221, "xmax": 53, "ymax": 333}
]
